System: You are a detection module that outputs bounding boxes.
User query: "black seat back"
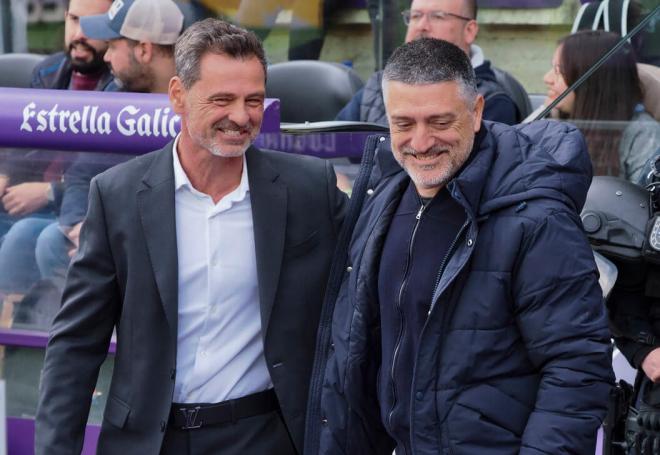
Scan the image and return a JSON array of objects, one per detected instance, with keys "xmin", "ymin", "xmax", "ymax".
[
  {"xmin": 266, "ymin": 60, "xmax": 364, "ymax": 123},
  {"xmin": 491, "ymin": 66, "xmax": 532, "ymax": 122},
  {"xmin": 0, "ymin": 53, "xmax": 46, "ymax": 88}
]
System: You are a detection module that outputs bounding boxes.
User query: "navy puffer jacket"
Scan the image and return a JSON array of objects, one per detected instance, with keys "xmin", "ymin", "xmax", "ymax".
[{"xmin": 305, "ymin": 120, "xmax": 614, "ymax": 455}]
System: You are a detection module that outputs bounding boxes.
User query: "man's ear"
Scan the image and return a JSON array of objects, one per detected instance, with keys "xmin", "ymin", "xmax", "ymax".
[
  {"xmin": 169, "ymin": 76, "xmax": 186, "ymax": 115},
  {"xmin": 463, "ymin": 20, "xmax": 479, "ymax": 46},
  {"xmin": 473, "ymin": 93, "xmax": 484, "ymax": 132},
  {"xmin": 134, "ymin": 41, "xmax": 153, "ymax": 64}
]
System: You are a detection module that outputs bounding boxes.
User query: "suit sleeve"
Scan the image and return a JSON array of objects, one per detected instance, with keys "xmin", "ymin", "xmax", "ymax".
[
  {"xmin": 324, "ymin": 160, "xmax": 349, "ymax": 236},
  {"xmin": 513, "ymin": 209, "xmax": 614, "ymax": 455},
  {"xmin": 35, "ymin": 177, "xmax": 121, "ymax": 455}
]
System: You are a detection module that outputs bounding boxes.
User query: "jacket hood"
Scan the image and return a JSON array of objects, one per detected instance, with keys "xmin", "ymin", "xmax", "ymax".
[
  {"xmin": 474, "ymin": 59, "xmax": 498, "ymax": 84},
  {"xmin": 454, "ymin": 120, "xmax": 592, "ymax": 217}
]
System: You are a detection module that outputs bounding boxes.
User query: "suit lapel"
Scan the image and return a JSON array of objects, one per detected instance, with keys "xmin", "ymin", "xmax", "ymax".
[
  {"xmin": 246, "ymin": 147, "xmax": 287, "ymax": 334},
  {"xmin": 137, "ymin": 142, "xmax": 178, "ymax": 338}
]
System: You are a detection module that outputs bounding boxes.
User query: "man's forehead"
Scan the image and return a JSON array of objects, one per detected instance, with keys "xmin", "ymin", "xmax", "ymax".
[
  {"xmin": 411, "ymin": 0, "xmax": 462, "ymax": 10},
  {"xmin": 384, "ymin": 80, "xmax": 470, "ymax": 110}
]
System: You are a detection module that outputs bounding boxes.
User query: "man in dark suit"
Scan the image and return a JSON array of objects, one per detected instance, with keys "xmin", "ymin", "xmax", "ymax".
[{"xmin": 35, "ymin": 17, "xmax": 346, "ymax": 455}]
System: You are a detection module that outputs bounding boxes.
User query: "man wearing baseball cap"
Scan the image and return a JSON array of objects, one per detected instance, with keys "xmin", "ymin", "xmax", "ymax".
[
  {"xmin": 80, "ymin": 0, "xmax": 184, "ymax": 93},
  {"xmin": 26, "ymin": 1, "xmax": 186, "ymax": 298}
]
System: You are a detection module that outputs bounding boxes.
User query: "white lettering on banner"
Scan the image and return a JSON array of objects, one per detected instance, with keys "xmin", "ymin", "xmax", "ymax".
[
  {"xmin": 117, "ymin": 105, "xmax": 140, "ymax": 136},
  {"xmin": 20, "ymin": 102, "xmax": 181, "ymax": 139},
  {"xmin": 20, "ymin": 102, "xmax": 36, "ymax": 132}
]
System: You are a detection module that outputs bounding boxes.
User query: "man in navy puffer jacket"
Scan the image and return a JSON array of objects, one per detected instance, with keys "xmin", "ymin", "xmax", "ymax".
[{"xmin": 305, "ymin": 38, "xmax": 614, "ymax": 455}]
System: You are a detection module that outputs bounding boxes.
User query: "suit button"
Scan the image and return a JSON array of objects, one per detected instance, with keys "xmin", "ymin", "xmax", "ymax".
[
  {"xmin": 415, "ymin": 391, "xmax": 424, "ymax": 401},
  {"xmin": 346, "ymin": 266, "xmax": 353, "ymax": 272},
  {"xmin": 170, "ymin": 368, "xmax": 176, "ymax": 380},
  {"xmin": 160, "ymin": 420, "xmax": 166, "ymax": 432},
  {"xmin": 321, "ymin": 417, "xmax": 328, "ymax": 425},
  {"xmin": 366, "ymin": 189, "xmax": 374, "ymax": 196}
]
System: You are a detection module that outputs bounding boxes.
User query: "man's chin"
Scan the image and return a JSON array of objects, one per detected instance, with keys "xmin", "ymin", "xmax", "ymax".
[{"xmin": 208, "ymin": 143, "xmax": 250, "ymax": 158}]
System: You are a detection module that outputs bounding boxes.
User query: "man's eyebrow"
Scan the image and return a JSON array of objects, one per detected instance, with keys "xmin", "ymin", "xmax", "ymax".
[
  {"xmin": 207, "ymin": 91, "xmax": 265, "ymax": 99},
  {"xmin": 428, "ymin": 113, "xmax": 457, "ymax": 121}
]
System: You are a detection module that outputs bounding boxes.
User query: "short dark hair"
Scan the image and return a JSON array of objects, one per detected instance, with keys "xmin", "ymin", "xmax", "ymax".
[
  {"xmin": 383, "ymin": 37, "xmax": 478, "ymax": 104},
  {"xmin": 122, "ymin": 38, "xmax": 174, "ymax": 58},
  {"xmin": 174, "ymin": 18, "xmax": 266, "ymax": 89}
]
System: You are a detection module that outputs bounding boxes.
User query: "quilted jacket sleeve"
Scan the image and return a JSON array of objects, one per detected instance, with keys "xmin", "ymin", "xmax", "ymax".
[{"xmin": 513, "ymin": 208, "xmax": 614, "ymax": 454}]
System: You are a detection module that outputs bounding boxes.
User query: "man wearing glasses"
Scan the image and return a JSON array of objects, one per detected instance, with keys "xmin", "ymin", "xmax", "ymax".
[{"xmin": 336, "ymin": 0, "xmax": 519, "ymax": 125}]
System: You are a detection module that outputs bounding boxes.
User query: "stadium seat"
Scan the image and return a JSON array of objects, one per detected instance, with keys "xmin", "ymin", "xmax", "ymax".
[
  {"xmin": 0, "ymin": 53, "xmax": 45, "ymax": 88},
  {"xmin": 491, "ymin": 66, "xmax": 532, "ymax": 122},
  {"xmin": 572, "ymin": 1, "xmax": 606, "ymax": 33},
  {"xmin": 266, "ymin": 60, "xmax": 364, "ymax": 123}
]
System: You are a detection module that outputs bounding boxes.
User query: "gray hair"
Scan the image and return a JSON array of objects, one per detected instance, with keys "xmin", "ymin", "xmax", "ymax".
[
  {"xmin": 174, "ymin": 18, "xmax": 267, "ymax": 89},
  {"xmin": 382, "ymin": 38, "xmax": 478, "ymax": 105}
]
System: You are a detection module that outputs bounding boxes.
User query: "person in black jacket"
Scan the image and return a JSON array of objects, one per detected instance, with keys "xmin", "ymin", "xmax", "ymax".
[
  {"xmin": 305, "ymin": 38, "xmax": 613, "ymax": 455},
  {"xmin": 336, "ymin": 0, "xmax": 519, "ymax": 125}
]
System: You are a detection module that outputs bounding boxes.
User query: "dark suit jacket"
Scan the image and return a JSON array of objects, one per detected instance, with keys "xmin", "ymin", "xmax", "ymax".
[{"xmin": 35, "ymin": 142, "xmax": 347, "ymax": 454}]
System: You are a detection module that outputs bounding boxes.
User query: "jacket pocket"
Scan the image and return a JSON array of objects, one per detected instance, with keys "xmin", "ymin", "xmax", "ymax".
[
  {"xmin": 103, "ymin": 395, "xmax": 131, "ymax": 429},
  {"xmin": 455, "ymin": 383, "xmax": 531, "ymax": 437},
  {"xmin": 284, "ymin": 230, "xmax": 320, "ymax": 259}
]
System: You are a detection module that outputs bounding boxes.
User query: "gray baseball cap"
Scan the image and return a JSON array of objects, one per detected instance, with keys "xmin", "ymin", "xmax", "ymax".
[{"xmin": 80, "ymin": 0, "xmax": 184, "ymax": 45}]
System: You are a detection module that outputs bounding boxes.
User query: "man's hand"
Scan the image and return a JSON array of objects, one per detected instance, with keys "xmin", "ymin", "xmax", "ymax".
[
  {"xmin": 2, "ymin": 182, "xmax": 50, "ymax": 216},
  {"xmin": 642, "ymin": 348, "xmax": 660, "ymax": 382},
  {"xmin": 64, "ymin": 222, "xmax": 83, "ymax": 258},
  {"xmin": 0, "ymin": 175, "xmax": 9, "ymax": 196}
]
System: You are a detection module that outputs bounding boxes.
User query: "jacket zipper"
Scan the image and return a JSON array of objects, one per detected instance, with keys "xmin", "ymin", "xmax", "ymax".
[
  {"xmin": 387, "ymin": 200, "xmax": 426, "ymax": 449},
  {"xmin": 427, "ymin": 219, "xmax": 469, "ymax": 317},
  {"xmin": 409, "ymin": 216, "xmax": 469, "ymax": 455}
]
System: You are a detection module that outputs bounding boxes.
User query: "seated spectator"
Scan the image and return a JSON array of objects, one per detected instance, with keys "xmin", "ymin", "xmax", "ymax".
[
  {"xmin": 32, "ymin": 0, "xmax": 184, "ymax": 289},
  {"xmin": 543, "ymin": 30, "xmax": 660, "ymax": 183},
  {"xmin": 336, "ymin": 0, "xmax": 519, "ymax": 126},
  {"xmin": 0, "ymin": 0, "xmax": 115, "ymax": 327}
]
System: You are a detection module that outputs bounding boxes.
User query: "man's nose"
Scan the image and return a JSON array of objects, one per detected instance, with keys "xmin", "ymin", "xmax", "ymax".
[
  {"xmin": 228, "ymin": 104, "xmax": 250, "ymax": 127},
  {"xmin": 410, "ymin": 125, "xmax": 434, "ymax": 152},
  {"xmin": 72, "ymin": 23, "xmax": 86, "ymax": 42}
]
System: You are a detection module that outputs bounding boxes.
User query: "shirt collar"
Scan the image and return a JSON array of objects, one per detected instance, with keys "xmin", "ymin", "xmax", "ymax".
[
  {"xmin": 172, "ymin": 134, "xmax": 250, "ymax": 203},
  {"xmin": 470, "ymin": 44, "xmax": 484, "ymax": 68}
]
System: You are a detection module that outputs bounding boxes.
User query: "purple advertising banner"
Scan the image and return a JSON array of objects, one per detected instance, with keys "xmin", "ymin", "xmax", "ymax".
[
  {"xmin": 0, "ymin": 88, "xmax": 280, "ymax": 154},
  {"xmin": 0, "ymin": 87, "xmax": 382, "ymax": 159}
]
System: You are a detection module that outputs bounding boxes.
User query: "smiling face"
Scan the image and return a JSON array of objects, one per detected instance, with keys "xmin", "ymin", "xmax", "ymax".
[
  {"xmin": 170, "ymin": 52, "xmax": 266, "ymax": 158},
  {"xmin": 384, "ymin": 79, "xmax": 484, "ymax": 198},
  {"xmin": 64, "ymin": 0, "xmax": 112, "ymax": 74},
  {"xmin": 542, "ymin": 44, "xmax": 575, "ymax": 115}
]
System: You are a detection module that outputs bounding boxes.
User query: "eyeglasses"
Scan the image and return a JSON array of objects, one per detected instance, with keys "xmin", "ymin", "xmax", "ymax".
[{"xmin": 401, "ymin": 9, "xmax": 473, "ymax": 26}]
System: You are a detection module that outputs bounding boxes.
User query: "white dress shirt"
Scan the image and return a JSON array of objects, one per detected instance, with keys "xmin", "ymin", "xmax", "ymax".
[{"xmin": 171, "ymin": 136, "xmax": 273, "ymax": 403}]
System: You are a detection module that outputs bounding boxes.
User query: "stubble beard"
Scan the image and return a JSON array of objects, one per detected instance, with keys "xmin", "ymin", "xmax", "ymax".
[
  {"xmin": 396, "ymin": 135, "xmax": 474, "ymax": 192},
  {"xmin": 188, "ymin": 121, "xmax": 255, "ymax": 158}
]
